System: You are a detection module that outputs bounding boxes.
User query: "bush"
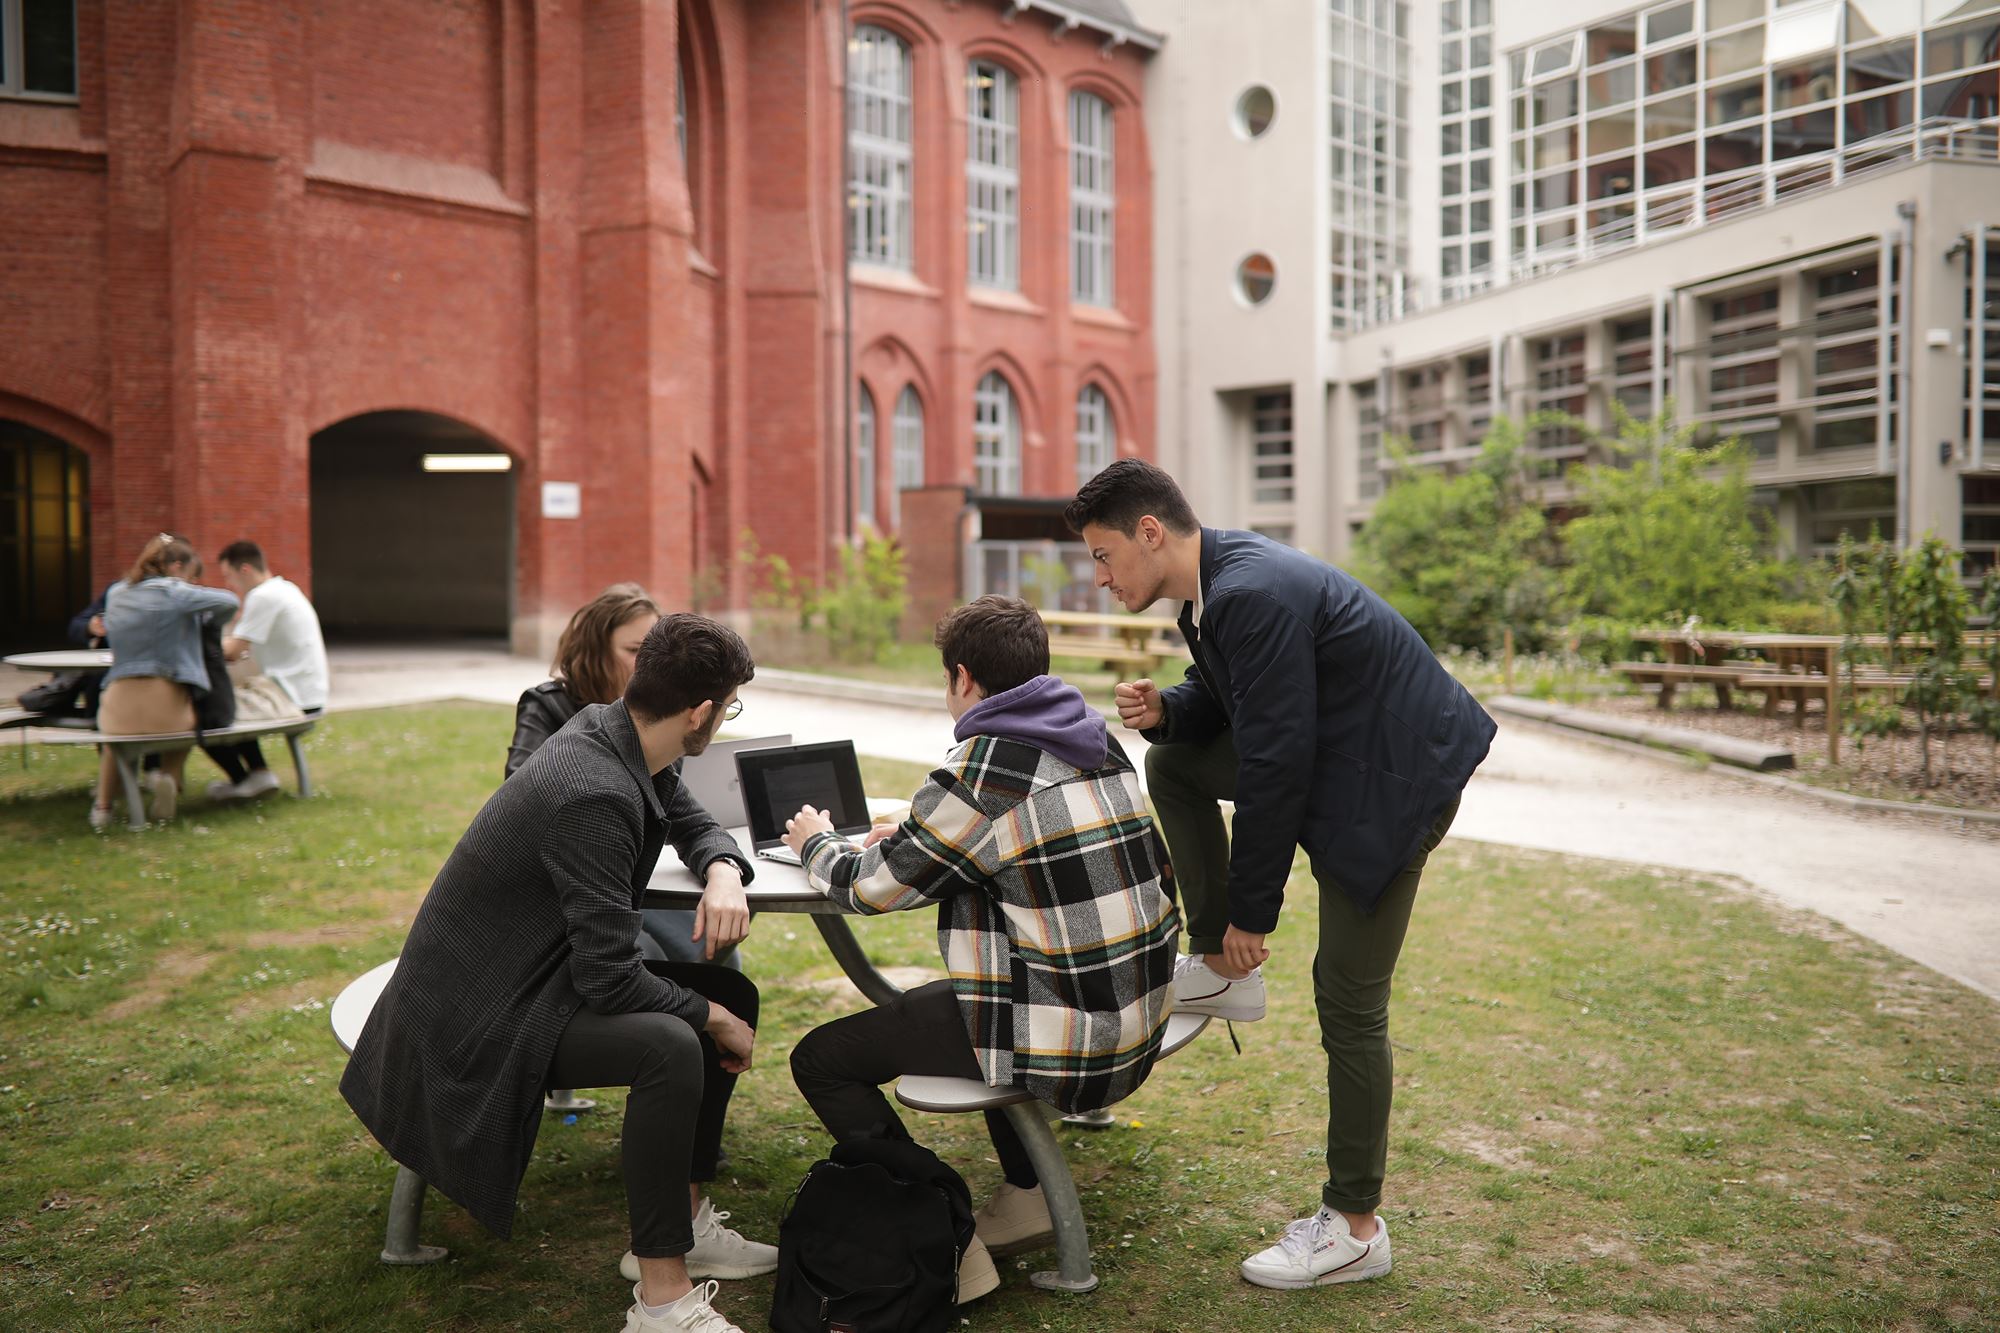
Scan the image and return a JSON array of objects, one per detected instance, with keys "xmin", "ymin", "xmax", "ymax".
[{"xmin": 736, "ymin": 528, "xmax": 909, "ymax": 666}]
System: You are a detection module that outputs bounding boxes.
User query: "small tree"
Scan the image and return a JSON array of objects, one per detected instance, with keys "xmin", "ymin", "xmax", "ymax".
[
  {"xmin": 1561, "ymin": 414, "xmax": 1786, "ymax": 627},
  {"xmin": 1829, "ymin": 533, "xmax": 1902, "ymax": 770},
  {"xmin": 1970, "ymin": 570, "xmax": 2000, "ymax": 762},
  {"xmin": 817, "ymin": 530, "xmax": 908, "ymax": 663},
  {"xmin": 1898, "ymin": 535, "xmax": 1973, "ymax": 788},
  {"xmin": 1351, "ymin": 419, "xmax": 1566, "ymax": 654}
]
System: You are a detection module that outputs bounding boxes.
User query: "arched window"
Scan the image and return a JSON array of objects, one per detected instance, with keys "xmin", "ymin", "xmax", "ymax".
[
  {"xmin": 973, "ymin": 371, "xmax": 1021, "ymax": 496},
  {"xmin": 849, "ymin": 25, "xmax": 914, "ymax": 269},
  {"xmin": 1069, "ymin": 91, "xmax": 1114, "ymax": 307},
  {"xmin": 677, "ymin": 20, "xmax": 701, "ymax": 236},
  {"xmin": 855, "ymin": 387, "xmax": 878, "ymax": 529},
  {"xmin": 892, "ymin": 386, "xmax": 925, "ymax": 526},
  {"xmin": 1075, "ymin": 384, "xmax": 1113, "ymax": 485},
  {"xmin": 966, "ymin": 61, "xmax": 1020, "ymax": 290}
]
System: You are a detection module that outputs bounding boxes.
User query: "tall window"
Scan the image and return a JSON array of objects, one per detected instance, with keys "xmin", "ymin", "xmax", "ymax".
[
  {"xmin": 973, "ymin": 371, "xmax": 1021, "ymax": 495},
  {"xmin": 677, "ymin": 25, "xmax": 701, "ymax": 231},
  {"xmin": 855, "ymin": 388, "xmax": 877, "ymax": 529},
  {"xmin": 1069, "ymin": 91, "xmax": 1115, "ymax": 307},
  {"xmin": 1252, "ymin": 390, "xmax": 1295, "ymax": 505},
  {"xmin": 1327, "ymin": 0, "xmax": 1410, "ymax": 330},
  {"xmin": 849, "ymin": 25, "xmax": 914, "ymax": 269},
  {"xmin": 1, "ymin": 0, "xmax": 78, "ymax": 98},
  {"xmin": 1075, "ymin": 385, "xmax": 1113, "ymax": 485},
  {"xmin": 1437, "ymin": 0, "xmax": 1495, "ymax": 298},
  {"xmin": 892, "ymin": 386, "xmax": 925, "ymax": 527},
  {"xmin": 967, "ymin": 61, "xmax": 1020, "ymax": 290}
]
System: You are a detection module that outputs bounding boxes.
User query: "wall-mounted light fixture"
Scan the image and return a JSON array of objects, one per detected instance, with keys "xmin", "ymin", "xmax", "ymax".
[{"xmin": 422, "ymin": 454, "xmax": 512, "ymax": 473}]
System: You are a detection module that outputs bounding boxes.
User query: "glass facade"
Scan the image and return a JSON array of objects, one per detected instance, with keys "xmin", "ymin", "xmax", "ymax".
[
  {"xmin": 1439, "ymin": 0, "xmax": 1496, "ymax": 300},
  {"xmin": 1328, "ymin": 0, "xmax": 1411, "ymax": 331}
]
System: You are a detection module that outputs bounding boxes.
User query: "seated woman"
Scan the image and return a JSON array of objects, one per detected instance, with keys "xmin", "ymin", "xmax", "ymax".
[
  {"xmin": 781, "ymin": 596, "xmax": 1181, "ymax": 1300},
  {"xmin": 93, "ymin": 535, "xmax": 240, "ymax": 828},
  {"xmin": 507, "ymin": 584, "xmax": 738, "ymax": 968}
]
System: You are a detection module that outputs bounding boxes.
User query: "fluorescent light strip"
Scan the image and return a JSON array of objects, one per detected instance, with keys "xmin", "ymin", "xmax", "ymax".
[{"xmin": 422, "ymin": 454, "xmax": 512, "ymax": 473}]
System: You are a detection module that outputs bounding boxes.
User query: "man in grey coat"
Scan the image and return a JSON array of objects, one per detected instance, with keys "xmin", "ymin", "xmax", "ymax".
[{"xmin": 341, "ymin": 614, "xmax": 773, "ymax": 1333}]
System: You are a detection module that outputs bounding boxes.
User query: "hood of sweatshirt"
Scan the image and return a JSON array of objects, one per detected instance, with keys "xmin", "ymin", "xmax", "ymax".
[{"xmin": 953, "ymin": 673, "xmax": 1109, "ymax": 772}]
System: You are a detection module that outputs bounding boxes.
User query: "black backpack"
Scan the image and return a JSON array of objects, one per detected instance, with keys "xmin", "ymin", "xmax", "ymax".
[{"xmin": 770, "ymin": 1136, "xmax": 976, "ymax": 1333}]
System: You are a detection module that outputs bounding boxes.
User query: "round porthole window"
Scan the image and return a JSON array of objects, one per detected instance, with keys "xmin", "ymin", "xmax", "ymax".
[
  {"xmin": 1235, "ymin": 253, "xmax": 1277, "ymax": 306},
  {"xmin": 1234, "ymin": 85, "xmax": 1277, "ymax": 139}
]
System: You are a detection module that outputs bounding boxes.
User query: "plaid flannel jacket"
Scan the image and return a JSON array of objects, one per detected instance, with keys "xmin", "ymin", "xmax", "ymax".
[{"xmin": 803, "ymin": 734, "xmax": 1180, "ymax": 1114}]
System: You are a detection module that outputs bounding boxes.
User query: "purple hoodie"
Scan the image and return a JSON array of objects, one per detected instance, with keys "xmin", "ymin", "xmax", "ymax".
[{"xmin": 953, "ymin": 673, "xmax": 1109, "ymax": 772}]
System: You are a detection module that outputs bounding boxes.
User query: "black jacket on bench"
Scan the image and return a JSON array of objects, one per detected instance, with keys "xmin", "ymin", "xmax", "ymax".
[
  {"xmin": 339, "ymin": 700, "xmax": 752, "ymax": 1238},
  {"xmin": 1143, "ymin": 528, "xmax": 1496, "ymax": 924}
]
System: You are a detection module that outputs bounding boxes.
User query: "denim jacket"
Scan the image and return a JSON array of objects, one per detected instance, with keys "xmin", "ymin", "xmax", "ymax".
[{"xmin": 104, "ymin": 578, "xmax": 241, "ymax": 693}]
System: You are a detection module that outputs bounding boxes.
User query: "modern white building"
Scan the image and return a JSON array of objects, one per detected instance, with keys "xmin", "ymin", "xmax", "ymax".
[{"xmin": 1132, "ymin": 0, "xmax": 2000, "ymax": 574}]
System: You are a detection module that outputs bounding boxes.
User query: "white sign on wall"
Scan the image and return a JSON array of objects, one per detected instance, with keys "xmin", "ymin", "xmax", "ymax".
[{"xmin": 541, "ymin": 481, "xmax": 582, "ymax": 520}]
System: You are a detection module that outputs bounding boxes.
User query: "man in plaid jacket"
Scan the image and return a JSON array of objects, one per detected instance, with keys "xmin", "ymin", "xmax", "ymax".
[{"xmin": 783, "ymin": 595, "xmax": 1180, "ymax": 1281}]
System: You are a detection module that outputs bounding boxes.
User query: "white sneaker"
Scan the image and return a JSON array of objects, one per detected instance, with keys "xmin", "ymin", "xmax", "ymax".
[
  {"xmin": 955, "ymin": 1232, "xmax": 1000, "ymax": 1303},
  {"xmin": 88, "ymin": 804, "xmax": 114, "ymax": 831},
  {"xmin": 974, "ymin": 1182, "xmax": 1054, "ymax": 1255},
  {"xmin": 232, "ymin": 769, "xmax": 281, "ymax": 800},
  {"xmin": 622, "ymin": 1200, "xmax": 777, "ymax": 1282},
  {"xmin": 1171, "ymin": 954, "xmax": 1267, "ymax": 1021},
  {"xmin": 143, "ymin": 770, "xmax": 178, "ymax": 821},
  {"xmin": 623, "ymin": 1279, "xmax": 745, "ymax": 1333},
  {"xmin": 206, "ymin": 779, "xmax": 240, "ymax": 802},
  {"xmin": 1240, "ymin": 1208, "xmax": 1391, "ymax": 1289}
]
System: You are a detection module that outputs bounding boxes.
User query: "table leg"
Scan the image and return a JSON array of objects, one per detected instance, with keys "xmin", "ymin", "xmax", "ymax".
[
  {"xmin": 1002, "ymin": 1101, "xmax": 1099, "ymax": 1293},
  {"xmin": 113, "ymin": 746, "xmax": 147, "ymax": 830},
  {"xmin": 286, "ymin": 732, "xmax": 314, "ymax": 798},
  {"xmin": 380, "ymin": 1164, "xmax": 448, "ymax": 1265},
  {"xmin": 811, "ymin": 914, "xmax": 904, "ymax": 1007}
]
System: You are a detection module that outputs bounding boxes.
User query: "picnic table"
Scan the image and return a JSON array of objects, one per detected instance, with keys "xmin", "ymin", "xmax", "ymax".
[
  {"xmin": 4, "ymin": 649, "xmax": 115, "ymax": 673},
  {"xmin": 1036, "ymin": 610, "xmax": 1184, "ymax": 680}
]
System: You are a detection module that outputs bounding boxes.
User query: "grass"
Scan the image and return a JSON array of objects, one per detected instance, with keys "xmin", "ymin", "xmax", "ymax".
[{"xmin": 3, "ymin": 704, "xmax": 1998, "ymax": 1331}]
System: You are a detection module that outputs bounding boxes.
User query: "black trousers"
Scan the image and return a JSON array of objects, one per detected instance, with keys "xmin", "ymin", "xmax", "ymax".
[
  {"xmin": 548, "ymin": 961, "xmax": 759, "ymax": 1258},
  {"xmin": 206, "ymin": 707, "xmax": 323, "ymax": 782},
  {"xmin": 789, "ymin": 979, "xmax": 1037, "ymax": 1190}
]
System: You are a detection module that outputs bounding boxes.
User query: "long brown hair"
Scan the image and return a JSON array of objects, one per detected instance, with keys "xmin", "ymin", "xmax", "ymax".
[
  {"xmin": 123, "ymin": 533, "xmax": 200, "ymax": 586},
  {"xmin": 553, "ymin": 583, "xmax": 662, "ymax": 706}
]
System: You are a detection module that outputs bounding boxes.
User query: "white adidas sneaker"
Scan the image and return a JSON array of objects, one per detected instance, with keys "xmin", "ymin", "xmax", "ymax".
[
  {"xmin": 1240, "ymin": 1208, "xmax": 1391, "ymax": 1289},
  {"xmin": 623, "ymin": 1279, "xmax": 745, "ymax": 1333},
  {"xmin": 1171, "ymin": 954, "xmax": 1267, "ymax": 1021},
  {"xmin": 621, "ymin": 1199, "xmax": 777, "ymax": 1283}
]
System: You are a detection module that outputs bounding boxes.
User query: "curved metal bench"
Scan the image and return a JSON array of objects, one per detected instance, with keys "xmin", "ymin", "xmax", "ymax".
[
  {"xmin": 893, "ymin": 1010, "xmax": 1210, "ymax": 1294},
  {"xmin": 331, "ymin": 958, "xmax": 449, "ymax": 1266}
]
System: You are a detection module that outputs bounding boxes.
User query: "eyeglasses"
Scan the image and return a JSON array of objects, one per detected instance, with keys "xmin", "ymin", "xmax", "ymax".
[{"xmin": 722, "ymin": 698, "xmax": 744, "ymax": 721}]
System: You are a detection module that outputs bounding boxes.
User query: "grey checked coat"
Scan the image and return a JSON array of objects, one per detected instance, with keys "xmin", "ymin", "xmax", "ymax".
[{"xmin": 339, "ymin": 701, "xmax": 751, "ymax": 1238}]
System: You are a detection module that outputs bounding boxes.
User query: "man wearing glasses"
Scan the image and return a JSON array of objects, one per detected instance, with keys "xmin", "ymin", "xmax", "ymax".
[{"xmin": 343, "ymin": 614, "xmax": 776, "ymax": 1333}]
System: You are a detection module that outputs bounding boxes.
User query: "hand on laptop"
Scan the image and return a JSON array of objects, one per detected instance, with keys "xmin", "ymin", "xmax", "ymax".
[
  {"xmin": 694, "ymin": 860, "xmax": 750, "ymax": 960},
  {"xmin": 783, "ymin": 805, "xmax": 834, "ymax": 857}
]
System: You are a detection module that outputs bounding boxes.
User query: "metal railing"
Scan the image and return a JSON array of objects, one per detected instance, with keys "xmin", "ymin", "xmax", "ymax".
[{"xmin": 1359, "ymin": 115, "xmax": 2000, "ymax": 331}]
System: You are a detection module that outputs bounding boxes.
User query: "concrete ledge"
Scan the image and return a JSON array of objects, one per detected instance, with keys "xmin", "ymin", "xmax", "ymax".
[{"xmin": 1491, "ymin": 696, "xmax": 1795, "ymax": 772}]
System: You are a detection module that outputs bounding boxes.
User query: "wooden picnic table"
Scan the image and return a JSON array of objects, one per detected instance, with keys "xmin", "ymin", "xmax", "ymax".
[
  {"xmin": 1038, "ymin": 609, "xmax": 1180, "ymax": 649},
  {"xmin": 1625, "ymin": 629, "xmax": 1753, "ymax": 665},
  {"xmin": 1036, "ymin": 609, "xmax": 1185, "ymax": 680}
]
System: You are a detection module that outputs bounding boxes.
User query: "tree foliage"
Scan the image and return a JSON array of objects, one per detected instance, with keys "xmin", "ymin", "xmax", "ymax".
[
  {"xmin": 1560, "ymin": 415, "xmax": 1787, "ymax": 626},
  {"xmin": 1351, "ymin": 419, "xmax": 1564, "ymax": 654}
]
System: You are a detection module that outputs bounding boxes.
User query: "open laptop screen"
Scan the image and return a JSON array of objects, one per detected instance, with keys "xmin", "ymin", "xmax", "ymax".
[{"xmin": 736, "ymin": 741, "xmax": 872, "ymax": 847}]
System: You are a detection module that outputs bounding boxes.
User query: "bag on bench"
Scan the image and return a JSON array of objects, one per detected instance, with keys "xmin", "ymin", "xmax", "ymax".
[
  {"xmin": 770, "ymin": 1136, "xmax": 974, "ymax": 1333},
  {"xmin": 17, "ymin": 670, "xmax": 93, "ymax": 719},
  {"xmin": 233, "ymin": 675, "xmax": 306, "ymax": 724}
]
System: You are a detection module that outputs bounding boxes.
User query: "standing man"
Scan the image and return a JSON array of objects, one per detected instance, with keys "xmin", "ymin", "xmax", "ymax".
[
  {"xmin": 210, "ymin": 540, "xmax": 330, "ymax": 799},
  {"xmin": 1065, "ymin": 459, "xmax": 1495, "ymax": 1291},
  {"xmin": 341, "ymin": 613, "xmax": 774, "ymax": 1333}
]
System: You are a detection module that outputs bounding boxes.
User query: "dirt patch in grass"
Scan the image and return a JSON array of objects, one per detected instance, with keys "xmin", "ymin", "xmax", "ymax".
[
  {"xmin": 803, "ymin": 964, "xmax": 943, "ymax": 999},
  {"xmin": 100, "ymin": 948, "xmax": 219, "ymax": 1021},
  {"xmin": 239, "ymin": 919, "xmax": 385, "ymax": 951}
]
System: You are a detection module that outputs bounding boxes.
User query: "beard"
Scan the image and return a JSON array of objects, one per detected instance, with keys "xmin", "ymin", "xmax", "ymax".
[{"xmin": 682, "ymin": 703, "xmax": 729, "ymax": 756}]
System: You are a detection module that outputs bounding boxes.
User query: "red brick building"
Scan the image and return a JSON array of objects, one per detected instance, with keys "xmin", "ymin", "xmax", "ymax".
[{"xmin": 0, "ymin": 0, "xmax": 1158, "ymax": 652}]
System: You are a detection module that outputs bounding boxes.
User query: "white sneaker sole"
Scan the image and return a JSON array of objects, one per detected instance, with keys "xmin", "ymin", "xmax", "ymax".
[
  {"xmin": 685, "ymin": 1255, "xmax": 777, "ymax": 1280},
  {"xmin": 1240, "ymin": 1253, "xmax": 1391, "ymax": 1289},
  {"xmin": 1170, "ymin": 989, "xmax": 1266, "ymax": 1022}
]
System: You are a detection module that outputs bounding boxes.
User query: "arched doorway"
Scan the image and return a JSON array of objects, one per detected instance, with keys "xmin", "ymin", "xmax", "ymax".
[
  {"xmin": 309, "ymin": 411, "xmax": 515, "ymax": 640},
  {"xmin": 0, "ymin": 419, "xmax": 92, "ymax": 651}
]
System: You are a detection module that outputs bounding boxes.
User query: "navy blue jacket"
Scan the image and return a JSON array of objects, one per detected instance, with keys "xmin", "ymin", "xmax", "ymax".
[{"xmin": 1145, "ymin": 529, "xmax": 1495, "ymax": 923}]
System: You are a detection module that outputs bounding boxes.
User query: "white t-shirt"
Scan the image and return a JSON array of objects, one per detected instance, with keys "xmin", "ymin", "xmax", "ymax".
[{"xmin": 235, "ymin": 575, "xmax": 330, "ymax": 710}]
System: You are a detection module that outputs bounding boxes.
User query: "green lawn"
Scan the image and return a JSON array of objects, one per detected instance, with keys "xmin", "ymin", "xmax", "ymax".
[{"xmin": 2, "ymin": 704, "xmax": 1996, "ymax": 1331}]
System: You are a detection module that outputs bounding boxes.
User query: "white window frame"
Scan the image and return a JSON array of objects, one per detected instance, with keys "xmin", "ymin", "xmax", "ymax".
[
  {"xmin": 967, "ymin": 61, "xmax": 1021, "ymax": 291},
  {"xmin": 973, "ymin": 371, "xmax": 1022, "ymax": 496},
  {"xmin": 892, "ymin": 385, "xmax": 925, "ymax": 527},
  {"xmin": 1075, "ymin": 384, "xmax": 1113, "ymax": 485},
  {"xmin": 1069, "ymin": 91, "xmax": 1115, "ymax": 307},
  {"xmin": 848, "ymin": 25, "xmax": 914, "ymax": 270},
  {"xmin": 856, "ymin": 388, "xmax": 878, "ymax": 529},
  {"xmin": 2, "ymin": 0, "xmax": 79, "ymax": 101},
  {"xmin": 1251, "ymin": 389, "xmax": 1296, "ymax": 506}
]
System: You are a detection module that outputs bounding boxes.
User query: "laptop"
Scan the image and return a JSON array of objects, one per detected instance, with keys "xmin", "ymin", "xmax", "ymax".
[
  {"xmin": 678, "ymin": 734, "xmax": 793, "ymax": 829},
  {"xmin": 736, "ymin": 740, "xmax": 873, "ymax": 865}
]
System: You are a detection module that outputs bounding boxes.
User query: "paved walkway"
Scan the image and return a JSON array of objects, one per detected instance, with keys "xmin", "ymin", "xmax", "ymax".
[{"xmin": 323, "ymin": 645, "xmax": 2000, "ymax": 1003}]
